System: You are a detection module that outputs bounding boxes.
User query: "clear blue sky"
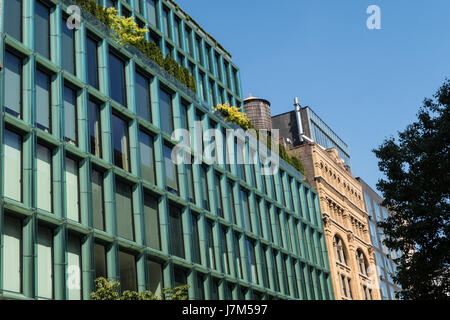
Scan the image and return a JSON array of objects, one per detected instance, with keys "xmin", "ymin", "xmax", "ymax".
[{"xmin": 176, "ymin": 0, "xmax": 450, "ymax": 192}]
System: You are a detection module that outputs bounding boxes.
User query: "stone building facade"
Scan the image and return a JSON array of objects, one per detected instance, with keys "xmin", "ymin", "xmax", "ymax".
[{"xmin": 288, "ymin": 143, "xmax": 380, "ymax": 300}]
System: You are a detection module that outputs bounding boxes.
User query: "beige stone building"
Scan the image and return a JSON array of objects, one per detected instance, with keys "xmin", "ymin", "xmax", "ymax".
[{"xmin": 289, "ymin": 142, "xmax": 380, "ymax": 300}]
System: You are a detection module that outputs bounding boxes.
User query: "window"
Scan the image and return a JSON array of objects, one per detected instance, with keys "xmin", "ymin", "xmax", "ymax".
[
  {"xmin": 173, "ymin": 267, "xmax": 187, "ymax": 288},
  {"xmin": 148, "ymin": 259, "xmax": 163, "ymax": 295},
  {"xmin": 233, "ymin": 68, "xmax": 240, "ymax": 95},
  {"xmin": 211, "ymin": 278, "xmax": 220, "ymax": 300},
  {"xmin": 174, "ymin": 17, "xmax": 181, "ymax": 45},
  {"xmin": 206, "ymin": 220, "xmax": 216, "ymax": 269},
  {"xmin": 65, "ymin": 157, "xmax": 80, "ymax": 222},
  {"xmin": 3, "ymin": 129, "xmax": 22, "ymax": 202},
  {"xmin": 139, "ymin": 130, "xmax": 156, "ymax": 184},
  {"xmin": 164, "ymin": 145, "xmax": 178, "ymax": 194},
  {"xmin": 134, "ymin": 0, "xmax": 142, "ymax": 13},
  {"xmin": 63, "ymin": 85, "xmax": 78, "ymax": 145},
  {"xmin": 109, "ymin": 52, "xmax": 127, "ymax": 106},
  {"xmin": 180, "ymin": 101, "xmax": 189, "ymax": 130},
  {"xmin": 334, "ymin": 235, "xmax": 347, "ymax": 265},
  {"xmin": 357, "ymin": 249, "xmax": 368, "ymax": 276},
  {"xmin": 136, "ymin": 71, "xmax": 152, "ymax": 121},
  {"xmin": 146, "ymin": 0, "xmax": 157, "ymax": 26},
  {"xmin": 186, "ymin": 161, "xmax": 195, "ymax": 203},
  {"xmin": 195, "ymin": 36, "xmax": 202, "ymax": 64},
  {"xmin": 200, "ymin": 165, "xmax": 209, "ymax": 210},
  {"xmin": 162, "ymin": 7, "xmax": 170, "ymax": 36},
  {"xmin": 191, "ymin": 213, "xmax": 201, "ymax": 264},
  {"xmin": 36, "ymin": 69, "xmax": 51, "ymax": 132},
  {"xmin": 119, "ymin": 250, "xmax": 137, "ymax": 292},
  {"xmin": 196, "ymin": 273, "xmax": 205, "ymax": 300},
  {"xmin": 94, "ymin": 243, "xmax": 107, "ymax": 279},
  {"xmin": 234, "ymin": 232, "xmax": 243, "ymax": 279},
  {"xmin": 86, "ymin": 36, "xmax": 99, "ymax": 89},
  {"xmin": 115, "ymin": 179, "xmax": 134, "ymax": 241},
  {"xmin": 3, "ymin": 51, "xmax": 22, "ymax": 117},
  {"xmin": 220, "ymin": 226, "xmax": 230, "ymax": 275},
  {"xmin": 248, "ymin": 239, "xmax": 259, "ymax": 285},
  {"xmin": 229, "ymin": 181, "xmax": 237, "ymax": 224},
  {"xmin": 277, "ymin": 211, "xmax": 284, "ymax": 248},
  {"xmin": 35, "ymin": 1, "xmax": 50, "ymax": 59},
  {"xmin": 5, "ymin": 0, "xmax": 21, "ymax": 40},
  {"xmin": 144, "ymin": 193, "xmax": 160, "ymax": 250},
  {"xmin": 241, "ymin": 189, "xmax": 252, "ymax": 232},
  {"xmin": 215, "ymin": 174, "xmax": 223, "ymax": 217},
  {"xmin": 215, "ymin": 53, "xmax": 222, "ymax": 82},
  {"xmin": 209, "ymin": 80, "xmax": 216, "ymax": 106},
  {"xmin": 88, "ymin": 99, "xmax": 102, "ymax": 157},
  {"xmin": 37, "ymin": 144, "xmax": 52, "ymax": 212},
  {"xmin": 159, "ymin": 88, "xmax": 173, "ymax": 134},
  {"xmin": 92, "ymin": 169, "xmax": 105, "ymax": 230},
  {"xmin": 62, "ymin": 16, "xmax": 75, "ymax": 74},
  {"xmin": 2, "ymin": 215, "xmax": 22, "ymax": 293},
  {"xmin": 37, "ymin": 226, "xmax": 53, "ymax": 299},
  {"xmin": 121, "ymin": 6, "xmax": 131, "ymax": 18},
  {"xmin": 106, "ymin": 0, "xmax": 117, "ymax": 9},
  {"xmin": 185, "ymin": 27, "xmax": 193, "ymax": 56},
  {"xmin": 198, "ymin": 72, "xmax": 206, "ymax": 101},
  {"xmin": 347, "ymin": 278, "xmax": 353, "ymax": 299},
  {"xmin": 67, "ymin": 234, "xmax": 82, "ymax": 300},
  {"xmin": 256, "ymin": 198, "xmax": 264, "ymax": 238},
  {"xmin": 169, "ymin": 204, "xmax": 184, "ymax": 259},
  {"xmin": 112, "ymin": 114, "xmax": 130, "ymax": 171},
  {"xmin": 205, "ymin": 44, "xmax": 213, "ymax": 73}
]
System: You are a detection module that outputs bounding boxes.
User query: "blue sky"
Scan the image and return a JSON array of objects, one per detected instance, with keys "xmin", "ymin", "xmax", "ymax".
[{"xmin": 176, "ymin": 0, "xmax": 450, "ymax": 192}]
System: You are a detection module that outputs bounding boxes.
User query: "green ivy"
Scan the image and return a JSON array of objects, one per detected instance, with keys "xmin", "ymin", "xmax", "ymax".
[{"xmin": 74, "ymin": 0, "xmax": 196, "ymax": 93}]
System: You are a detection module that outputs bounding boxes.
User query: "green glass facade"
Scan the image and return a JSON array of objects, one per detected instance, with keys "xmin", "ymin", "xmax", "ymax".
[{"xmin": 0, "ymin": 0, "xmax": 333, "ymax": 300}]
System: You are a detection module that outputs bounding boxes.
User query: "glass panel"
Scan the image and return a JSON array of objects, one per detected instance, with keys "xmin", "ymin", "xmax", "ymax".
[
  {"xmin": 94, "ymin": 243, "xmax": 107, "ymax": 279},
  {"xmin": 115, "ymin": 179, "xmax": 134, "ymax": 241},
  {"xmin": 92, "ymin": 169, "xmax": 105, "ymax": 230},
  {"xmin": 109, "ymin": 52, "xmax": 126, "ymax": 106},
  {"xmin": 196, "ymin": 273, "xmax": 205, "ymax": 300},
  {"xmin": 186, "ymin": 163, "xmax": 195, "ymax": 203},
  {"xmin": 87, "ymin": 36, "xmax": 99, "ymax": 89},
  {"xmin": 5, "ymin": 0, "xmax": 21, "ymax": 40},
  {"xmin": 162, "ymin": 8, "xmax": 169, "ymax": 36},
  {"xmin": 119, "ymin": 251, "xmax": 137, "ymax": 291},
  {"xmin": 200, "ymin": 165, "xmax": 209, "ymax": 210},
  {"xmin": 191, "ymin": 214, "xmax": 201, "ymax": 264},
  {"xmin": 144, "ymin": 193, "xmax": 160, "ymax": 250},
  {"xmin": 65, "ymin": 157, "xmax": 79, "ymax": 221},
  {"xmin": 215, "ymin": 174, "xmax": 223, "ymax": 217},
  {"xmin": 62, "ymin": 16, "xmax": 75, "ymax": 74},
  {"xmin": 146, "ymin": 0, "xmax": 157, "ymax": 26},
  {"xmin": 136, "ymin": 72, "xmax": 151, "ymax": 121},
  {"xmin": 207, "ymin": 220, "xmax": 216, "ymax": 269},
  {"xmin": 4, "ymin": 52, "xmax": 22, "ymax": 117},
  {"xmin": 234, "ymin": 233, "xmax": 242, "ymax": 279},
  {"xmin": 164, "ymin": 145, "xmax": 178, "ymax": 193},
  {"xmin": 35, "ymin": 1, "xmax": 50, "ymax": 59},
  {"xmin": 36, "ymin": 69, "xmax": 51, "ymax": 131},
  {"xmin": 112, "ymin": 114, "xmax": 130, "ymax": 171},
  {"xmin": 148, "ymin": 260, "xmax": 163, "ymax": 295},
  {"xmin": 3, "ymin": 216, "xmax": 22, "ymax": 293},
  {"xmin": 4, "ymin": 130, "xmax": 22, "ymax": 201},
  {"xmin": 159, "ymin": 89, "xmax": 173, "ymax": 134},
  {"xmin": 241, "ymin": 190, "xmax": 252, "ymax": 232},
  {"xmin": 67, "ymin": 235, "xmax": 82, "ymax": 300},
  {"xmin": 89, "ymin": 99, "xmax": 102, "ymax": 158},
  {"xmin": 37, "ymin": 144, "xmax": 52, "ymax": 212},
  {"xmin": 174, "ymin": 267, "xmax": 187, "ymax": 287},
  {"xmin": 139, "ymin": 131, "xmax": 155, "ymax": 184},
  {"xmin": 221, "ymin": 226, "xmax": 229, "ymax": 274},
  {"xmin": 169, "ymin": 205, "xmax": 184, "ymax": 259},
  {"xmin": 174, "ymin": 18, "xmax": 180, "ymax": 45},
  {"xmin": 37, "ymin": 226, "xmax": 53, "ymax": 299},
  {"xmin": 64, "ymin": 86, "xmax": 77, "ymax": 144}
]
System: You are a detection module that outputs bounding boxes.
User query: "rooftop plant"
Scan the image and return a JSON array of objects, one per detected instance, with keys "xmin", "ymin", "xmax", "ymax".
[
  {"xmin": 73, "ymin": 0, "xmax": 196, "ymax": 93},
  {"xmin": 213, "ymin": 103, "xmax": 305, "ymax": 175}
]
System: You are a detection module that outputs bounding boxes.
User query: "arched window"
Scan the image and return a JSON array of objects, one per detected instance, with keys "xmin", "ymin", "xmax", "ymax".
[
  {"xmin": 357, "ymin": 249, "xmax": 368, "ymax": 276},
  {"xmin": 333, "ymin": 235, "xmax": 347, "ymax": 265}
]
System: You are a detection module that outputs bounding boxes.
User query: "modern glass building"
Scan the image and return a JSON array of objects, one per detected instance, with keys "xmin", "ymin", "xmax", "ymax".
[
  {"xmin": 357, "ymin": 178, "xmax": 402, "ymax": 300},
  {"xmin": 0, "ymin": 0, "xmax": 333, "ymax": 300},
  {"xmin": 272, "ymin": 106, "xmax": 351, "ymax": 167}
]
